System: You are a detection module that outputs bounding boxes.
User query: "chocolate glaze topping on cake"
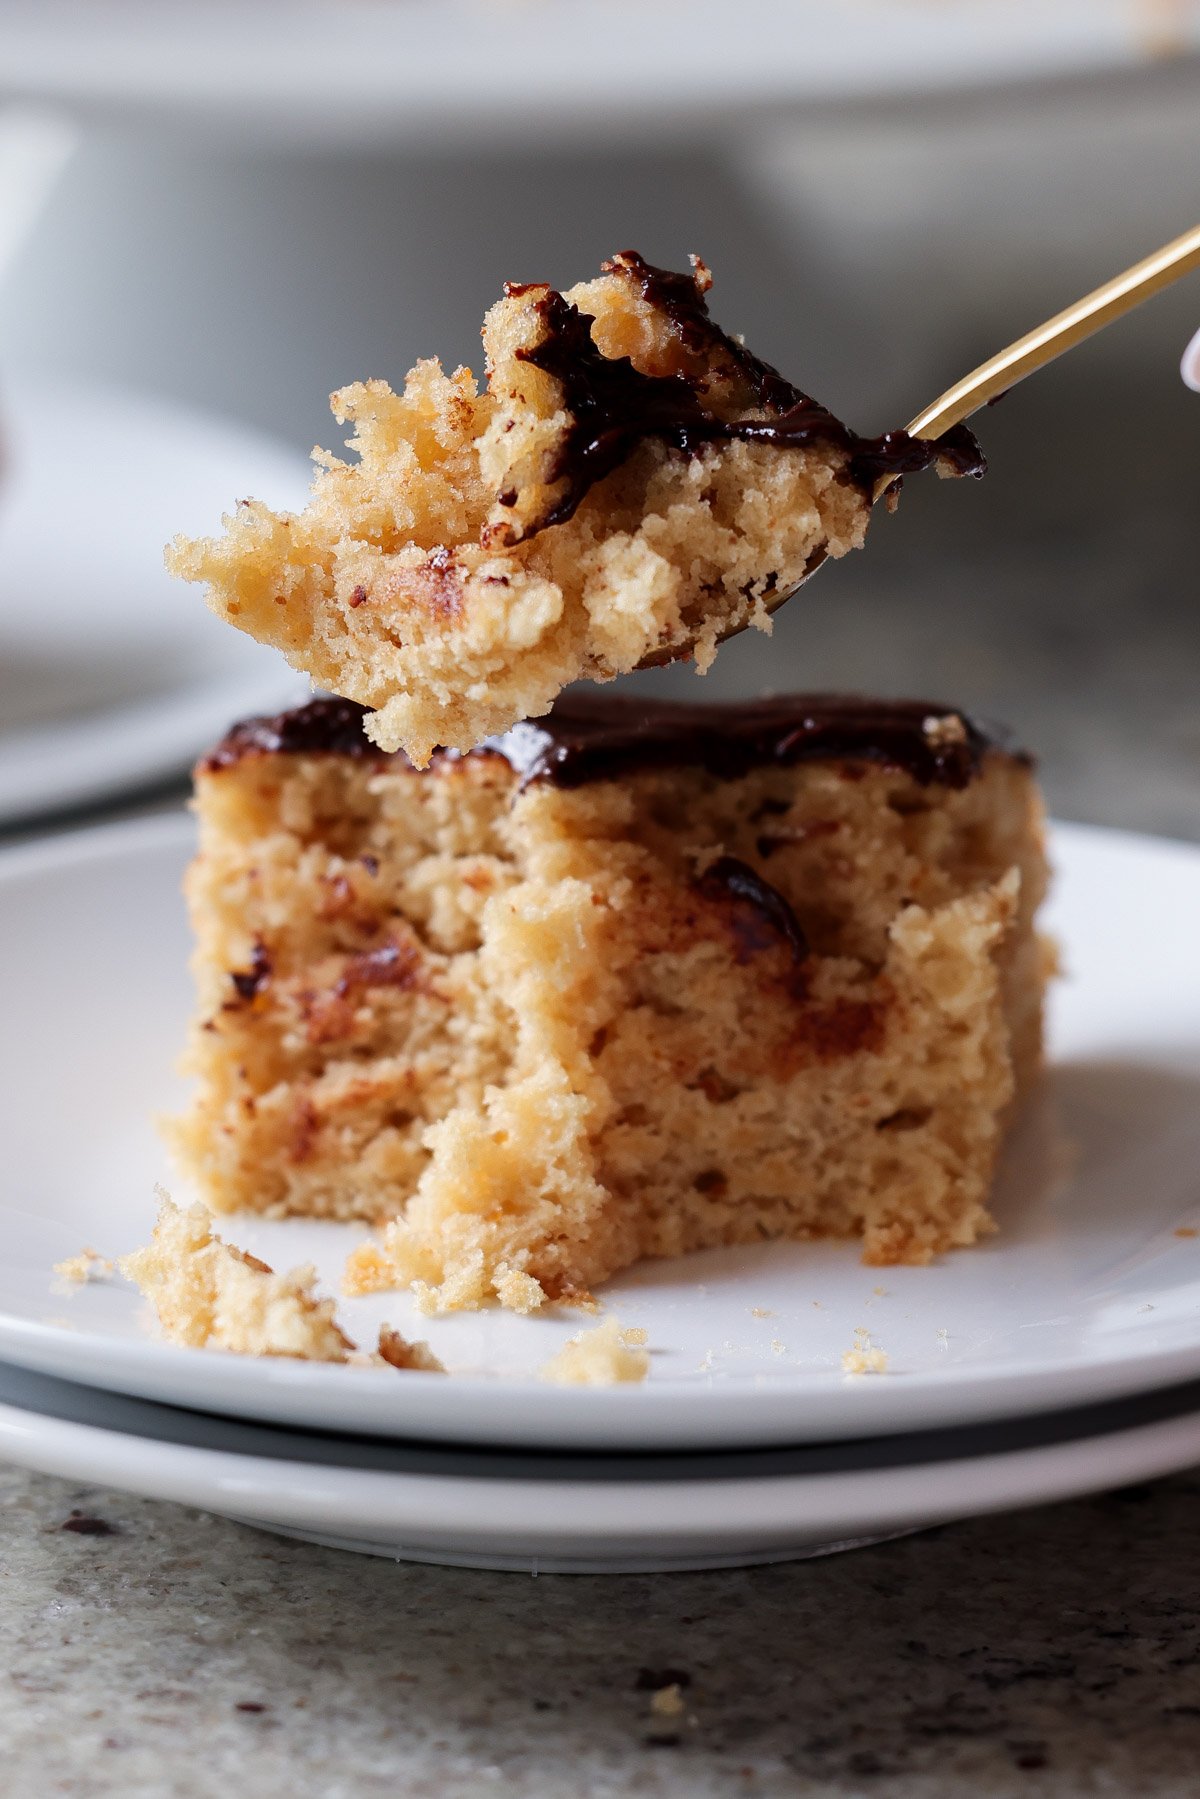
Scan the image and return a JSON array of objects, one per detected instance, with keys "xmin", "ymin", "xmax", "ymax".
[
  {"xmin": 503, "ymin": 251, "xmax": 985, "ymax": 536},
  {"xmin": 203, "ymin": 697, "xmax": 380, "ymax": 769},
  {"xmin": 203, "ymin": 692, "xmax": 1022, "ymax": 792}
]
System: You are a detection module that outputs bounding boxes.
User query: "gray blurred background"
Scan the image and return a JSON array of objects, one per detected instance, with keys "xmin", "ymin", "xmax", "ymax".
[{"xmin": 2, "ymin": 1, "xmax": 1199, "ymax": 835}]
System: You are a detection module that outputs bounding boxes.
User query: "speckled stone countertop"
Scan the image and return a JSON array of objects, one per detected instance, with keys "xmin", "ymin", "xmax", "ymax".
[{"xmin": 3, "ymin": 1464, "xmax": 1199, "ymax": 1796}]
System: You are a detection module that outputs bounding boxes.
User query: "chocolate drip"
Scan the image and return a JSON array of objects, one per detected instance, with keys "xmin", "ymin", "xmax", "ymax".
[
  {"xmin": 695, "ymin": 856, "xmax": 809, "ymax": 964},
  {"xmin": 614, "ymin": 251, "xmax": 801, "ymax": 413},
  {"xmin": 204, "ymin": 693, "xmax": 1022, "ymax": 792},
  {"xmin": 508, "ymin": 252, "xmax": 984, "ymax": 535},
  {"xmin": 509, "ymin": 286, "xmax": 732, "ymax": 533}
]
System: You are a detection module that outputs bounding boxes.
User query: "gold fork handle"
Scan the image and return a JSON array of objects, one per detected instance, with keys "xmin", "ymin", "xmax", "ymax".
[{"xmin": 897, "ymin": 219, "xmax": 1200, "ymax": 459}]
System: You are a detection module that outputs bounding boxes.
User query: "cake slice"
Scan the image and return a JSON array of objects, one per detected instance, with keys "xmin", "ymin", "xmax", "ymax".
[
  {"xmin": 169, "ymin": 691, "xmax": 1048, "ymax": 1313},
  {"xmin": 167, "ymin": 253, "xmax": 983, "ymax": 766}
]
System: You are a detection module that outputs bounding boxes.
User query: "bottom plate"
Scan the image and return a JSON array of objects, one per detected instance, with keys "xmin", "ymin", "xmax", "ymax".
[
  {"xmin": 3, "ymin": 1361, "xmax": 1200, "ymax": 1573},
  {"xmin": 237, "ymin": 1522, "xmax": 921, "ymax": 1575}
]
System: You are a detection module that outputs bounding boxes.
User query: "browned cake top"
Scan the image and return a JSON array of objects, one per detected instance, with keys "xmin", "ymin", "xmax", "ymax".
[{"xmin": 202, "ymin": 692, "xmax": 1024, "ymax": 791}]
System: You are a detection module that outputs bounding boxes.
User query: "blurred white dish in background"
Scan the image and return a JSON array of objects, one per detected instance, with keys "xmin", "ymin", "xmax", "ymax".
[
  {"xmin": 0, "ymin": 107, "xmax": 75, "ymax": 286},
  {"xmin": 1, "ymin": 817, "xmax": 1200, "ymax": 1453},
  {"xmin": 1, "ymin": 0, "xmax": 1195, "ymax": 148},
  {"xmin": 0, "ymin": 375, "xmax": 309, "ymax": 825},
  {"xmin": 1180, "ymin": 323, "xmax": 1200, "ymax": 389}
]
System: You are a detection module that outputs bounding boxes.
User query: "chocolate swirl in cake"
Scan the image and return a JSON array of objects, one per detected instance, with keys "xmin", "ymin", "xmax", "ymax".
[
  {"xmin": 502, "ymin": 251, "xmax": 985, "ymax": 536},
  {"xmin": 203, "ymin": 693, "xmax": 1022, "ymax": 793}
]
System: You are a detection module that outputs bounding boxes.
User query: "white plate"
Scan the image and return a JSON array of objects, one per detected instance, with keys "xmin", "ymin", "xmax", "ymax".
[
  {"xmin": 2, "ymin": 1, "xmax": 1189, "ymax": 146},
  {"xmin": 3, "ymin": 816, "xmax": 1200, "ymax": 1448},
  {"xmin": 0, "ymin": 374, "xmax": 309, "ymax": 825},
  {"xmin": 3, "ymin": 1359, "xmax": 1200, "ymax": 1571}
]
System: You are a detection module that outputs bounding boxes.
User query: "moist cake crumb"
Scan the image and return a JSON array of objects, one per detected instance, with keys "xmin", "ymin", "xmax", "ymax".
[
  {"xmin": 53, "ymin": 1248, "xmax": 114, "ymax": 1284},
  {"xmin": 539, "ymin": 1316, "xmax": 650, "ymax": 1386},
  {"xmin": 842, "ymin": 1346, "xmax": 890, "ymax": 1375},
  {"xmin": 168, "ymin": 253, "xmax": 982, "ymax": 766}
]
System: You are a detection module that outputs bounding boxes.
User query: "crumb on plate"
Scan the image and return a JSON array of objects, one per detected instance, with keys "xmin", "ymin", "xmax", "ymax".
[
  {"xmin": 539, "ymin": 1315, "xmax": 650, "ymax": 1386},
  {"xmin": 120, "ymin": 1189, "xmax": 442, "ymax": 1369},
  {"xmin": 53, "ymin": 1247, "xmax": 114, "ymax": 1285}
]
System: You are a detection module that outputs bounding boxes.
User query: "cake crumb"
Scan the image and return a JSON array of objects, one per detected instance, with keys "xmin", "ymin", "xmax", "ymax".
[
  {"xmin": 120, "ymin": 1192, "xmax": 353, "ymax": 1361},
  {"xmin": 342, "ymin": 1242, "xmax": 394, "ymax": 1296},
  {"xmin": 373, "ymin": 1325, "xmax": 446, "ymax": 1373},
  {"xmin": 1175, "ymin": 1227, "xmax": 1198, "ymax": 1239},
  {"xmin": 493, "ymin": 1266, "xmax": 548, "ymax": 1314},
  {"xmin": 121, "ymin": 1190, "xmax": 426, "ymax": 1369},
  {"xmin": 53, "ymin": 1248, "xmax": 114, "ymax": 1285},
  {"xmin": 650, "ymin": 1683, "xmax": 686, "ymax": 1719},
  {"xmin": 770, "ymin": 1339, "xmax": 786, "ymax": 1356},
  {"xmin": 539, "ymin": 1316, "xmax": 650, "ymax": 1386},
  {"xmin": 750, "ymin": 1307, "xmax": 775, "ymax": 1319},
  {"xmin": 842, "ymin": 1346, "xmax": 890, "ymax": 1376},
  {"xmin": 872, "ymin": 1286, "xmax": 889, "ymax": 1297}
]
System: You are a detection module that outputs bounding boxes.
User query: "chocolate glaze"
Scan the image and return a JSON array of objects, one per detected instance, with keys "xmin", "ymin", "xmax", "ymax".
[
  {"xmin": 204, "ymin": 692, "xmax": 1023, "ymax": 792},
  {"xmin": 506, "ymin": 251, "xmax": 984, "ymax": 535},
  {"xmin": 478, "ymin": 693, "xmax": 1017, "ymax": 791},
  {"xmin": 200, "ymin": 696, "xmax": 379, "ymax": 770}
]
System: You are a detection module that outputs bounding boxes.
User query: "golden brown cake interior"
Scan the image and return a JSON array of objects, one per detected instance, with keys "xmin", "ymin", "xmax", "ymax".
[
  {"xmin": 170, "ymin": 693, "xmax": 1047, "ymax": 1314},
  {"xmin": 168, "ymin": 253, "xmax": 981, "ymax": 766}
]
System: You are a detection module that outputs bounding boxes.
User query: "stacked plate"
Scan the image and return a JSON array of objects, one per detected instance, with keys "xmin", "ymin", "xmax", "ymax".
[
  {"xmin": 1, "ymin": 816, "xmax": 1199, "ymax": 1572},
  {"xmin": 0, "ymin": 374, "xmax": 308, "ymax": 827}
]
